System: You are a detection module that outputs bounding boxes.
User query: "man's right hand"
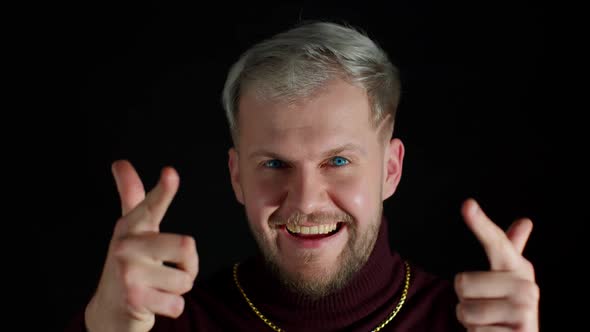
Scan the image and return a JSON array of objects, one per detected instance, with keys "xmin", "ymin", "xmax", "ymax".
[{"xmin": 85, "ymin": 160, "xmax": 199, "ymax": 332}]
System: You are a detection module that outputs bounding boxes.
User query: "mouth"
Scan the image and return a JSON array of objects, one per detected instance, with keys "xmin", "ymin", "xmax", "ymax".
[
  {"xmin": 283, "ymin": 222, "xmax": 344, "ymax": 241},
  {"xmin": 285, "ymin": 222, "xmax": 343, "ymax": 239}
]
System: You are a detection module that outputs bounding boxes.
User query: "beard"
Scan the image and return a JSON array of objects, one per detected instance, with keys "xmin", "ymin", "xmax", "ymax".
[{"xmin": 251, "ymin": 207, "xmax": 382, "ymax": 300}]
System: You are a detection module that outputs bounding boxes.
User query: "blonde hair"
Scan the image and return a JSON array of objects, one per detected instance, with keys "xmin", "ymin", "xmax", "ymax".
[{"xmin": 222, "ymin": 21, "xmax": 401, "ymax": 142}]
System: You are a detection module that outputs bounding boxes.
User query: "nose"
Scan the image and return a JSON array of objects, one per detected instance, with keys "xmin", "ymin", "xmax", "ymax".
[{"xmin": 284, "ymin": 167, "xmax": 329, "ymax": 215}]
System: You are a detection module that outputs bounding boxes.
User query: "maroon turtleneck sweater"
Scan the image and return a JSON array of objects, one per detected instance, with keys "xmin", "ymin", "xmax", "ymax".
[{"xmin": 66, "ymin": 220, "xmax": 465, "ymax": 331}]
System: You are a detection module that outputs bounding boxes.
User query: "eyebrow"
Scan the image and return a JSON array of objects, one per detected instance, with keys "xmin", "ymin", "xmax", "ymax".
[{"xmin": 247, "ymin": 143, "xmax": 367, "ymax": 161}]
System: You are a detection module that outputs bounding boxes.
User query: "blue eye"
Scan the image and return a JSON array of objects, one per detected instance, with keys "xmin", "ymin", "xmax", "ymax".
[
  {"xmin": 330, "ymin": 156, "xmax": 350, "ymax": 167},
  {"xmin": 264, "ymin": 159, "xmax": 285, "ymax": 168}
]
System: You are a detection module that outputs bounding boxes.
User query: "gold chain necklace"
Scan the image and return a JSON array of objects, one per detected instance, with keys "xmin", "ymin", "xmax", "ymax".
[{"xmin": 233, "ymin": 261, "xmax": 411, "ymax": 332}]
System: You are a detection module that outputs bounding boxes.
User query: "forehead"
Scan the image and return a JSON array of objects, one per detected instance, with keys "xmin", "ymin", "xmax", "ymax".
[{"xmin": 237, "ymin": 79, "xmax": 374, "ymax": 154}]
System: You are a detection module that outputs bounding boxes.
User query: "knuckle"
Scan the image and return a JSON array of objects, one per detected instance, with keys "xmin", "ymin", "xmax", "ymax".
[
  {"xmin": 530, "ymin": 283, "xmax": 540, "ymax": 301},
  {"xmin": 124, "ymin": 284, "xmax": 144, "ymax": 312},
  {"xmin": 112, "ymin": 239, "xmax": 129, "ymax": 258},
  {"xmin": 112, "ymin": 236, "xmax": 138, "ymax": 259},
  {"xmin": 118, "ymin": 262, "xmax": 138, "ymax": 289},
  {"xmin": 519, "ymin": 281, "xmax": 540, "ymax": 304},
  {"xmin": 512, "ymin": 303, "xmax": 528, "ymax": 321},
  {"xmin": 523, "ymin": 259, "xmax": 536, "ymax": 276},
  {"xmin": 509, "ymin": 301, "xmax": 537, "ymax": 328},
  {"xmin": 180, "ymin": 236, "xmax": 198, "ymax": 272},
  {"xmin": 180, "ymin": 273, "xmax": 194, "ymax": 293},
  {"xmin": 523, "ymin": 305, "xmax": 538, "ymax": 323},
  {"xmin": 180, "ymin": 235, "xmax": 196, "ymax": 253}
]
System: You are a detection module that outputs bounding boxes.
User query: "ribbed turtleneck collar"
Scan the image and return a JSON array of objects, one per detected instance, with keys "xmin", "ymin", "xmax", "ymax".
[{"xmin": 237, "ymin": 218, "xmax": 407, "ymax": 331}]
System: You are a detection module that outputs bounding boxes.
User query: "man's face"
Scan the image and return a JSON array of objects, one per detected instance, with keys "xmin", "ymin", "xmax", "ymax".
[{"xmin": 228, "ymin": 79, "xmax": 404, "ymax": 297}]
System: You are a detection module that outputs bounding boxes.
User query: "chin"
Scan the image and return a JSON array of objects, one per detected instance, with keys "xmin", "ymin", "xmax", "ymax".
[
  {"xmin": 252, "ymin": 213, "xmax": 381, "ymax": 298},
  {"xmin": 275, "ymin": 261, "xmax": 343, "ymax": 299},
  {"xmin": 265, "ymin": 244, "xmax": 364, "ymax": 299}
]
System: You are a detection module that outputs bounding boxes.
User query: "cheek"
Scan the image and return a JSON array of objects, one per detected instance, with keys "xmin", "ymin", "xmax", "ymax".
[
  {"xmin": 328, "ymin": 171, "xmax": 381, "ymax": 223},
  {"xmin": 243, "ymin": 172, "xmax": 285, "ymax": 225}
]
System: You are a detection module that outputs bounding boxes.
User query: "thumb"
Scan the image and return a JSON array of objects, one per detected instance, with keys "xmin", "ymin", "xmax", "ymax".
[
  {"xmin": 505, "ymin": 218, "xmax": 533, "ymax": 254},
  {"xmin": 112, "ymin": 160, "xmax": 146, "ymax": 216}
]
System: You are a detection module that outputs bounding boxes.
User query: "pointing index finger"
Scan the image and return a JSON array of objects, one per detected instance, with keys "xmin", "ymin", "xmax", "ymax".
[
  {"xmin": 116, "ymin": 166, "xmax": 180, "ymax": 236},
  {"xmin": 112, "ymin": 160, "xmax": 146, "ymax": 216},
  {"xmin": 461, "ymin": 198, "xmax": 520, "ymax": 271}
]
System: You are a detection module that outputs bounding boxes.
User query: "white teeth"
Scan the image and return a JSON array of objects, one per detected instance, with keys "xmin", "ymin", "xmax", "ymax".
[
  {"xmin": 286, "ymin": 223, "xmax": 338, "ymax": 235},
  {"xmin": 310, "ymin": 226, "xmax": 318, "ymax": 234}
]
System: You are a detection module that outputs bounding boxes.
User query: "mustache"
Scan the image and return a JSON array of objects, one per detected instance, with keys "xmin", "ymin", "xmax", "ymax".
[{"xmin": 269, "ymin": 210, "xmax": 354, "ymax": 226}]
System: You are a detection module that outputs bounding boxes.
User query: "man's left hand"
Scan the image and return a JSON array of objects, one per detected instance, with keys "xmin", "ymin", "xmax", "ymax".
[{"xmin": 454, "ymin": 198, "xmax": 539, "ymax": 331}]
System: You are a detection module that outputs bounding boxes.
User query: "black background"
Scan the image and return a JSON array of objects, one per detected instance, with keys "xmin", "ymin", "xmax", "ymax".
[{"xmin": 36, "ymin": 1, "xmax": 582, "ymax": 331}]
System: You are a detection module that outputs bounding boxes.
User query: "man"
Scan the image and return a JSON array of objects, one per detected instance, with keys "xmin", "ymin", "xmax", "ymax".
[{"xmin": 71, "ymin": 21, "xmax": 539, "ymax": 331}]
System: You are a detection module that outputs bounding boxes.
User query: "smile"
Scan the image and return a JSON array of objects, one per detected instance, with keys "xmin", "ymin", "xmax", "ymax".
[
  {"xmin": 283, "ymin": 222, "xmax": 345, "ymax": 244},
  {"xmin": 278, "ymin": 221, "xmax": 347, "ymax": 250},
  {"xmin": 286, "ymin": 223, "xmax": 338, "ymax": 235}
]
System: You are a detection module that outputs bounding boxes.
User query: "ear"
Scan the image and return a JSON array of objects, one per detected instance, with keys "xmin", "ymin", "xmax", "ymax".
[
  {"xmin": 382, "ymin": 138, "xmax": 404, "ymax": 200},
  {"xmin": 228, "ymin": 147, "xmax": 244, "ymax": 204}
]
